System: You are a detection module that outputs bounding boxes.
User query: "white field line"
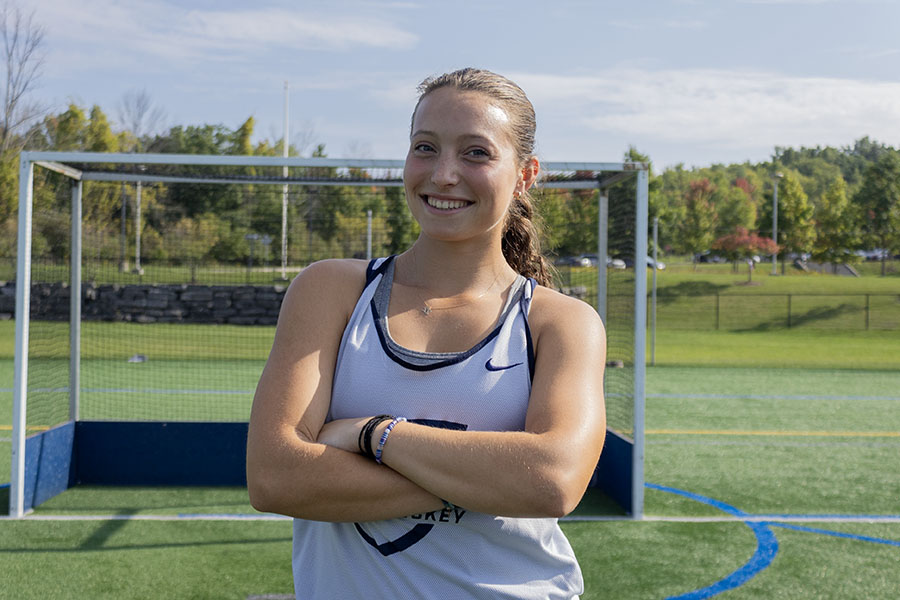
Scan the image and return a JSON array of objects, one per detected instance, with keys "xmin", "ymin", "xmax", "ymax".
[
  {"xmin": 563, "ymin": 515, "xmax": 900, "ymax": 523},
  {"xmin": 3, "ymin": 513, "xmax": 899, "ymax": 523},
  {"xmin": 1, "ymin": 513, "xmax": 291, "ymax": 521}
]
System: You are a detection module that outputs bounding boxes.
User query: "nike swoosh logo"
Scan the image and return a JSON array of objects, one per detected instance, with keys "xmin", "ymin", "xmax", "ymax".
[{"xmin": 485, "ymin": 358, "xmax": 523, "ymax": 372}]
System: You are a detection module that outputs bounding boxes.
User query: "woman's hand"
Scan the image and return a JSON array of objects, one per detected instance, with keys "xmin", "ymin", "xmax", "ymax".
[{"xmin": 317, "ymin": 417, "xmax": 368, "ymax": 454}]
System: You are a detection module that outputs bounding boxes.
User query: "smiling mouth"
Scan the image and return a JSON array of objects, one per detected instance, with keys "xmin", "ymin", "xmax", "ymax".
[{"xmin": 424, "ymin": 195, "xmax": 471, "ymax": 210}]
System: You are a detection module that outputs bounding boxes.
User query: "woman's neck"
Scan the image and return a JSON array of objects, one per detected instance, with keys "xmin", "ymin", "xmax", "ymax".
[{"xmin": 396, "ymin": 237, "xmax": 516, "ymax": 298}]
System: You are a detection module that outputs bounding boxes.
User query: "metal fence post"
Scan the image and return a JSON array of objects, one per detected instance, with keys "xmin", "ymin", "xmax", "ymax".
[
  {"xmin": 865, "ymin": 294, "xmax": 870, "ymax": 331},
  {"xmin": 787, "ymin": 294, "xmax": 792, "ymax": 328},
  {"xmin": 715, "ymin": 293, "xmax": 720, "ymax": 331}
]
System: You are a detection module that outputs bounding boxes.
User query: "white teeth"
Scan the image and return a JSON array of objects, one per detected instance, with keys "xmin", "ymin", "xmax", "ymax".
[{"xmin": 426, "ymin": 196, "xmax": 467, "ymax": 210}]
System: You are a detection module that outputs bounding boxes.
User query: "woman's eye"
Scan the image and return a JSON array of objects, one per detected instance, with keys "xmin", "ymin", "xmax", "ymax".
[
  {"xmin": 414, "ymin": 142, "xmax": 435, "ymax": 153},
  {"xmin": 466, "ymin": 148, "xmax": 489, "ymax": 158}
]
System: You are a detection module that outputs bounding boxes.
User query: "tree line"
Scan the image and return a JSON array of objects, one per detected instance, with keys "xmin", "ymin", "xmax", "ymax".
[
  {"xmin": 1, "ymin": 1, "xmax": 898, "ymax": 276},
  {"xmin": 2, "ymin": 100, "xmax": 899, "ymax": 277},
  {"xmin": 647, "ymin": 138, "xmax": 900, "ymax": 275}
]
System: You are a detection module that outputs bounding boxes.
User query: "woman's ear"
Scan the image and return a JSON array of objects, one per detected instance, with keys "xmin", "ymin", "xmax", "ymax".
[{"xmin": 520, "ymin": 156, "xmax": 540, "ymax": 192}]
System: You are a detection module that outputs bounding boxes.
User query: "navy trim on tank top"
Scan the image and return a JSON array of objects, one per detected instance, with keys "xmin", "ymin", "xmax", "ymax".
[
  {"xmin": 368, "ymin": 257, "xmax": 528, "ymax": 372},
  {"xmin": 365, "ymin": 255, "xmax": 394, "ymax": 285}
]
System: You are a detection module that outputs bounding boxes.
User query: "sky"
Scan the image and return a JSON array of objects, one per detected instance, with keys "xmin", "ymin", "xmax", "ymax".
[{"xmin": 29, "ymin": 0, "xmax": 900, "ymax": 170}]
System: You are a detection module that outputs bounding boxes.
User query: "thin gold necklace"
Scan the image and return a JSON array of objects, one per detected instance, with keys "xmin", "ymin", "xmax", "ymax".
[{"xmin": 409, "ymin": 252, "xmax": 506, "ymax": 316}]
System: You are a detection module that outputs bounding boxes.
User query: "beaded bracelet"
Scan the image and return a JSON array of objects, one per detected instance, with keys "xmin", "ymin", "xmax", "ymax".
[{"xmin": 374, "ymin": 417, "xmax": 407, "ymax": 464}]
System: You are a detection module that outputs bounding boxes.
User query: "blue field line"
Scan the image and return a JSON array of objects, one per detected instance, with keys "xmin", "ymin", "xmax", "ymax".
[
  {"xmin": 646, "ymin": 483, "xmax": 778, "ymax": 600},
  {"xmin": 768, "ymin": 522, "xmax": 900, "ymax": 547},
  {"xmin": 648, "ymin": 393, "xmax": 900, "ymax": 402}
]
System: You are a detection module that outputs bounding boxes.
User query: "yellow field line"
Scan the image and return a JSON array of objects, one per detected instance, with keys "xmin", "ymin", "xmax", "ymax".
[
  {"xmin": 647, "ymin": 429, "xmax": 900, "ymax": 437},
  {"xmin": 0, "ymin": 425, "xmax": 51, "ymax": 432}
]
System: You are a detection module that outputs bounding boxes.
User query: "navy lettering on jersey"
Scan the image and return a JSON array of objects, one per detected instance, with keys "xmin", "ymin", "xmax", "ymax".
[
  {"xmin": 355, "ymin": 523, "xmax": 434, "ymax": 557},
  {"xmin": 354, "ymin": 419, "xmax": 469, "ymax": 555}
]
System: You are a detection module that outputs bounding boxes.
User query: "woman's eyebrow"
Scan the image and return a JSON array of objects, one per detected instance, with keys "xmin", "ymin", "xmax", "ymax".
[{"xmin": 411, "ymin": 129, "xmax": 495, "ymax": 144}]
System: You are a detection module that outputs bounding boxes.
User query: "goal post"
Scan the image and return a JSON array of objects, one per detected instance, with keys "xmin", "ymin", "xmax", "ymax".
[{"xmin": 9, "ymin": 152, "xmax": 648, "ymax": 518}]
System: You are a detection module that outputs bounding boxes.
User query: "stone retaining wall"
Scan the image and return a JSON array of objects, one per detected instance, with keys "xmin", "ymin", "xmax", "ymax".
[
  {"xmin": 0, "ymin": 281, "xmax": 285, "ymax": 325},
  {"xmin": 0, "ymin": 281, "xmax": 589, "ymax": 325}
]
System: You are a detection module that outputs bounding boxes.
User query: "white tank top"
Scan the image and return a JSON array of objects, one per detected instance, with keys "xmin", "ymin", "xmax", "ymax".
[{"xmin": 292, "ymin": 256, "xmax": 583, "ymax": 599}]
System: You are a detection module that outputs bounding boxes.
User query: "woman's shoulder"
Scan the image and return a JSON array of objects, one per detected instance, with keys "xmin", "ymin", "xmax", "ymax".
[
  {"xmin": 281, "ymin": 258, "xmax": 371, "ymax": 319},
  {"xmin": 528, "ymin": 284, "xmax": 605, "ymax": 341},
  {"xmin": 293, "ymin": 258, "xmax": 370, "ymax": 285}
]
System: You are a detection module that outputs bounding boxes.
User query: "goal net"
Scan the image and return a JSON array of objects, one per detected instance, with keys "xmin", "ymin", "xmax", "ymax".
[{"xmin": 8, "ymin": 153, "xmax": 647, "ymax": 517}]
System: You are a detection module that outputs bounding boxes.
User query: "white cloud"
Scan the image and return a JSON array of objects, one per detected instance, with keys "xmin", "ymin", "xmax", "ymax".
[
  {"xmin": 737, "ymin": 0, "xmax": 840, "ymax": 4},
  {"xmin": 184, "ymin": 9, "xmax": 418, "ymax": 52},
  {"xmin": 37, "ymin": 0, "xmax": 417, "ymax": 70},
  {"xmin": 513, "ymin": 69, "xmax": 900, "ymax": 156}
]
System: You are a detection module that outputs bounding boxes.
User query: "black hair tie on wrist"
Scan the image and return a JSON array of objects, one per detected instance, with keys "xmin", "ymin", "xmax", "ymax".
[{"xmin": 360, "ymin": 415, "xmax": 393, "ymax": 459}]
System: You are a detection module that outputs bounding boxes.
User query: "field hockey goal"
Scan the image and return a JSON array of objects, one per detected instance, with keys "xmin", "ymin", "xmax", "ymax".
[{"xmin": 8, "ymin": 152, "xmax": 648, "ymax": 518}]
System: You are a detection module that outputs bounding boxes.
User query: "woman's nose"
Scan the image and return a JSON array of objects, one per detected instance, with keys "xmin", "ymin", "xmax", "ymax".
[{"xmin": 430, "ymin": 154, "xmax": 460, "ymax": 187}]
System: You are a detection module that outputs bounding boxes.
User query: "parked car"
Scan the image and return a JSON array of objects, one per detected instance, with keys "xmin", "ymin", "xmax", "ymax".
[
  {"xmin": 623, "ymin": 256, "xmax": 665, "ymax": 270},
  {"xmin": 855, "ymin": 249, "xmax": 891, "ymax": 261},
  {"xmin": 577, "ymin": 254, "xmax": 599, "ymax": 267},
  {"xmin": 695, "ymin": 252, "xmax": 726, "ymax": 263},
  {"xmin": 606, "ymin": 256, "xmax": 626, "ymax": 269},
  {"xmin": 554, "ymin": 255, "xmax": 584, "ymax": 267}
]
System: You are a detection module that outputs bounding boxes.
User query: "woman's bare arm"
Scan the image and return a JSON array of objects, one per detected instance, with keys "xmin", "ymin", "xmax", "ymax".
[
  {"xmin": 318, "ymin": 287, "xmax": 607, "ymax": 518},
  {"xmin": 246, "ymin": 260, "xmax": 445, "ymax": 522}
]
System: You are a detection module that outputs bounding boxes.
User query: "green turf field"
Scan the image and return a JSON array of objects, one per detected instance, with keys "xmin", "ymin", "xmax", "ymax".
[
  {"xmin": 3, "ymin": 363, "xmax": 899, "ymax": 598},
  {"xmin": 2, "ymin": 266, "xmax": 898, "ymax": 599}
]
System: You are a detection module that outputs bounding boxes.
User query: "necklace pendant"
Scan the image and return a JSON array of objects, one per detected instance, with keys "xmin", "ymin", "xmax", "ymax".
[{"xmin": 421, "ymin": 304, "xmax": 432, "ymax": 315}]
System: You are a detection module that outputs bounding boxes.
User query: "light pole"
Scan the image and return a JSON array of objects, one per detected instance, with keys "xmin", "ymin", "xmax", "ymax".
[
  {"xmin": 771, "ymin": 172, "xmax": 783, "ymax": 275},
  {"xmin": 281, "ymin": 81, "xmax": 289, "ymax": 281}
]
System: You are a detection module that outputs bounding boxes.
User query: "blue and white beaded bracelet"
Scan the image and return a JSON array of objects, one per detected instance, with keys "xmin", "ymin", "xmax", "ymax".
[{"xmin": 374, "ymin": 417, "xmax": 407, "ymax": 464}]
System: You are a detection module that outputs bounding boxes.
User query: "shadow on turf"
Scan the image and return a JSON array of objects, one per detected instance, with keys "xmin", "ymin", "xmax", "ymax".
[
  {"xmin": 0, "ymin": 533, "xmax": 291, "ymax": 554},
  {"xmin": 655, "ymin": 281, "xmax": 731, "ymax": 300},
  {"xmin": 737, "ymin": 303, "xmax": 862, "ymax": 332}
]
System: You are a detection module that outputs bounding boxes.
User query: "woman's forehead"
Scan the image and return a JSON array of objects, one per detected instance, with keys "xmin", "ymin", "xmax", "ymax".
[{"xmin": 413, "ymin": 88, "xmax": 511, "ymax": 134}]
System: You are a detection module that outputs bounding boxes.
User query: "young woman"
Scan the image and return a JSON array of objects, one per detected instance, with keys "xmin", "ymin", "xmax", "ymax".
[{"xmin": 247, "ymin": 68, "xmax": 606, "ymax": 599}]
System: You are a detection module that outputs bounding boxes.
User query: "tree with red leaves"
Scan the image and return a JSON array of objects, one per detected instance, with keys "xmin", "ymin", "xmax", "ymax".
[{"xmin": 712, "ymin": 227, "xmax": 778, "ymax": 283}]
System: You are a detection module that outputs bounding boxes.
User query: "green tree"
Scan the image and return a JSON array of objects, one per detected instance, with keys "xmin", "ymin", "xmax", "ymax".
[
  {"xmin": 385, "ymin": 185, "xmax": 417, "ymax": 254},
  {"xmin": 230, "ymin": 117, "xmax": 254, "ymax": 156},
  {"xmin": 40, "ymin": 104, "xmax": 87, "ymax": 150},
  {"xmin": 561, "ymin": 187, "xmax": 598, "ymax": 256},
  {"xmin": 652, "ymin": 164, "xmax": 692, "ymax": 254},
  {"xmin": 812, "ymin": 177, "xmax": 861, "ymax": 271},
  {"xmin": 855, "ymin": 151, "xmax": 900, "ymax": 275},
  {"xmin": 681, "ymin": 178, "xmax": 717, "ymax": 267},
  {"xmin": 773, "ymin": 171, "xmax": 815, "ymax": 272},
  {"xmin": 715, "ymin": 183, "xmax": 756, "ymax": 238},
  {"xmin": 167, "ymin": 214, "xmax": 222, "ymax": 282},
  {"xmin": 85, "ymin": 105, "xmax": 118, "ymax": 152}
]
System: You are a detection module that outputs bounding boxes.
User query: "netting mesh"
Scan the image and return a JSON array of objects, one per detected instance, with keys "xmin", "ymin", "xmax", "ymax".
[
  {"xmin": 25, "ymin": 173, "xmax": 73, "ymax": 431},
  {"xmin": 10, "ymin": 164, "xmax": 640, "ymax": 431},
  {"xmin": 605, "ymin": 191, "xmax": 638, "ymax": 437}
]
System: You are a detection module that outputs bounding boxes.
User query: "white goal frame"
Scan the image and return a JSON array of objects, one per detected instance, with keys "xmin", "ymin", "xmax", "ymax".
[{"xmin": 11, "ymin": 151, "xmax": 648, "ymax": 518}]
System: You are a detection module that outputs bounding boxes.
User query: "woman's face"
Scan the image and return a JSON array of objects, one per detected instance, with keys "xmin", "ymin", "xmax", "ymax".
[{"xmin": 403, "ymin": 87, "xmax": 533, "ymax": 245}]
